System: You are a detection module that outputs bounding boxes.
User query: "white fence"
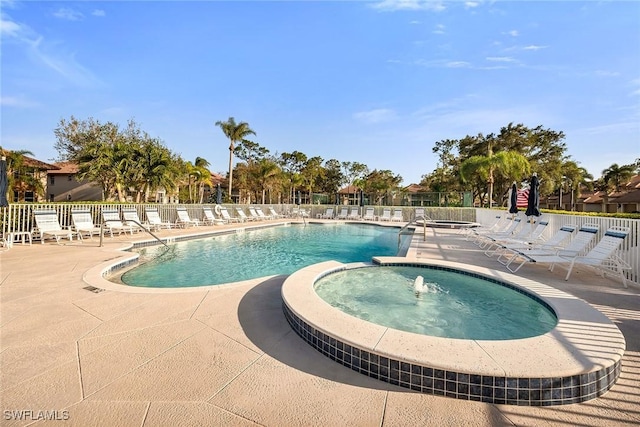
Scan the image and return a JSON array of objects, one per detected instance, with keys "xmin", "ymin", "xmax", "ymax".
[
  {"xmin": 2, "ymin": 203, "xmax": 638, "ymax": 286},
  {"xmin": 476, "ymin": 208, "xmax": 639, "ymax": 286}
]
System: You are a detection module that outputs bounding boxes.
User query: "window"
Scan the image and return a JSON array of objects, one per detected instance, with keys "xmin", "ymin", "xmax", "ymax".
[
  {"xmin": 50, "ymin": 175, "xmax": 55, "ymax": 185},
  {"xmin": 24, "ymin": 191, "xmax": 35, "ymax": 202},
  {"xmin": 49, "ymin": 194, "xmax": 55, "ymax": 202},
  {"xmin": 68, "ymin": 175, "xmax": 73, "ymax": 181}
]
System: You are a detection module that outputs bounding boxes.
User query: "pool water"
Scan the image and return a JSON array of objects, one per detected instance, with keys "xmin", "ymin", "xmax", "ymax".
[
  {"xmin": 122, "ymin": 223, "xmax": 404, "ymax": 288},
  {"xmin": 314, "ymin": 266, "xmax": 557, "ymax": 340}
]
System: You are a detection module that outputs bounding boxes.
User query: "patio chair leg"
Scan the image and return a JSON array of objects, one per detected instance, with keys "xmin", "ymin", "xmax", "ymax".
[{"xmin": 564, "ymin": 261, "xmax": 577, "ymax": 281}]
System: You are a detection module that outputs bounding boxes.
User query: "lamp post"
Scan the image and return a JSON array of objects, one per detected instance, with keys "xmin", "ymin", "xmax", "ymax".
[
  {"xmin": 559, "ymin": 183, "xmax": 563, "ymax": 210},
  {"xmin": 559, "ymin": 176, "xmax": 567, "ymax": 210},
  {"xmin": 567, "ymin": 178, "xmax": 574, "ymax": 211}
]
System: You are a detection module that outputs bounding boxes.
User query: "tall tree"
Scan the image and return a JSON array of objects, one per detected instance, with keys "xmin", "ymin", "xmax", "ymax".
[
  {"xmin": 318, "ymin": 159, "xmax": 344, "ymax": 201},
  {"xmin": 559, "ymin": 160, "xmax": 593, "ymax": 211},
  {"xmin": 601, "ymin": 163, "xmax": 635, "ymax": 192},
  {"xmin": 459, "ymin": 137, "xmax": 530, "ymax": 208},
  {"xmin": 300, "ymin": 156, "xmax": 325, "ymax": 200},
  {"xmin": 279, "ymin": 151, "xmax": 307, "ymax": 203},
  {"xmin": 363, "ymin": 169, "xmax": 403, "ymax": 205},
  {"xmin": 1, "ymin": 149, "xmax": 45, "ymax": 202},
  {"xmin": 215, "ymin": 117, "xmax": 256, "ymax": 201},
  {"xmin": 251, "ymin": 158, "xmax": 281, "ymax": 204},
  {"xmin": 55, "ymin": 117, "xmax": 181, "ymax": 201}
]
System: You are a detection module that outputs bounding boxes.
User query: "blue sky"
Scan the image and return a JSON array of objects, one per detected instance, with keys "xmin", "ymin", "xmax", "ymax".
[{"xmin": 1, "ymin": 0, "xmax": 639, "ymax": 185}]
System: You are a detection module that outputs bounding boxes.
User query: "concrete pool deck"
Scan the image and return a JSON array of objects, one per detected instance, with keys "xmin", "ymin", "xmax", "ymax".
[{"xmin": 1, "ymin": 219, "xmax": 639, "ymax": 426}]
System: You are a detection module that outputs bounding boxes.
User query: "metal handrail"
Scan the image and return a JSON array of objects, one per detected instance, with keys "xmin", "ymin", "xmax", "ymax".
[
  {"xmin": 99, "ymin": 219, "xmax": 168, "ymax": 248},
  {"xmin": 414, "ymin": 214, "xmax": 431, "ymax": 239},
  {"xmin": 397, "ymin": 220, "xmax": 416, "ymax": 249}
]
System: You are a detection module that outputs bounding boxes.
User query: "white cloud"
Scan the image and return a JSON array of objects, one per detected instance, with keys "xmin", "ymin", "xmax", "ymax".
[
  {"xmin": 433, "ymin": 24, "xmax": 445, "ymax": 34},
  {"xmin": 486, "ymin": 56, "xmax": 516, "ymax": 63},
  {"xmin": 0, "ymin": 95, "xmax": 40, "ymax": 108},
  {"xmin": 53, "ymin": 8, "xmax": 84, "ymax": 21},
  {"xmin": 523, "ymin": 45, "xmax": 547, "ymax": 51},
  {"xmin": 92, "ymin": 10, "xmax": 106, "ymax": 17},
  {"xmin": 414, "ymin": 59, "xmax": 471, "ymax": 68},
  {"xmin": 370, "ymin": 0, "xmax": 446, "ymax": 12},
  {"xmin": 353, "ymin": 108, "xmax": 397, "ymax": 124},
  {"xmin": 594, "ymin": 70, "xmax": 620, "ymax": 77},
  {"xmin": 446, "ymin": 61, "xmax": 471, "ymax": 68},
  {"xmin": 465, "ymin": 1, "xmax": 480, "ymax": 8},
  {"xmin": 1, "ymin": 13, "xmax": 100, "ymax": 87},
  {"xmin": 0, "ymin": 16, "xmax": 22, "ymax": 37},
  {"xmin": 506, "ymin": 30, "xmax": 519, "ymax": 37}
]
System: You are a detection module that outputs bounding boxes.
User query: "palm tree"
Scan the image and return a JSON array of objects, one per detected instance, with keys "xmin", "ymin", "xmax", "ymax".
[
  {"xmin": 459, "ymin": 141, "xmax": 530, "ymax": 208},
  {"xmin": 602, "ymin": 163, "xmax": 635, "ymax": 192},
  {"xmin": 215, "ymin": 117, "xmax": 256, "ymax": 201},
  {"xmin": 137, "ymin": 140, "xmax": 180, "ymax": 202},
  {"xmin": 2, "ymin": 149, "xmax": 44, "ymax": 202},
  {"xmin": 252, "ymin": 158, "xmax": 281, "ymax": 204},
  {"xmin": 560, "ymin": 161, "xmax": 593, "ymax": 211}
]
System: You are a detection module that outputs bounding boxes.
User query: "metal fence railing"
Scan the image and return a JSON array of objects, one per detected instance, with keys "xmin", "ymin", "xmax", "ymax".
[{"xmin": 1, "ymin": 203, "xmax": 637, "ymax": 286}]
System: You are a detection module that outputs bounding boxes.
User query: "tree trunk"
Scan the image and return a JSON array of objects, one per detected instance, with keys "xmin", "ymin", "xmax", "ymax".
[{"xmin": 227, "ymin": 143, "xmax": 234, "ymax": 201}]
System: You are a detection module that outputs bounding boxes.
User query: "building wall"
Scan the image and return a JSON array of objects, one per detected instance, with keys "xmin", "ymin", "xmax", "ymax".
[{"xmin": 47, "ymin": 174, "xmax": 102, "ymax": 202}]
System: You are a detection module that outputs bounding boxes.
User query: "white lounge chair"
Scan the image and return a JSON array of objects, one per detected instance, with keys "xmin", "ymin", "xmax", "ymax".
[
  {"xmin": 255, "ymin": 207, "xmax": 272, "ymax": 220},
  {"xmin": 483, "ymin": 219, "xmax": 549, "ymax": 257},
  {"xmin": 71, "ymin": 209, "xmax": 103, "ymax": 241},
  {"xmin": 390, "ymin": 209, "xmax": 404, "ymax": 222},
  {"xmin": 379, "ymin": 208, "xmax": 392, "ymax": 221},
  {"xmin": 145, "ymin": 208, "xmax": 172, "ymax": 230},
  {"xmin": 497, "ymin": 224, "xmax": 577, "ymax": 266},
  {"xmin": 248, "ymin": 207, "xmax": 264, "ymax": 221},
  {"xmin": 474, "ymin": 216, "xmax": 524, "ymax": 247},
  {"xmin": 319, "ymin": 208, "xmax": 334, "ymax": 219},
  {"xmin": 236, "ymin": 207, "xmax": 254, "ymax": 222},
  {"xmin": 347, "ymin": 207, "xmax": 360, "ymax": 220},
  {"xmin": 336, "ymin": 207, "xmax": 349, "ymax": 220},
  {"xmin": 414, "ymin": 208, "xmax": 426, "ymax": 221},
  {"xmin": 203, "ymin": 207, "xmax": 225, "ymax": 225},
  {"xmin": 268, "ymin": 207, "xmax": 284, "ymax": 219},
  {"xmin": 521, "ymin": 227, "xmax": 631, "ymax": 287},
  {"xmin": 362, "ymin": 207, "xmax": 376, "ymax": 221},
  {"xmin": 562, "ymin": 227, "xmax": 631, "ymax": 287},
  {"xmin": 33, "ymin": 210, "xmax": 77, "ymax": 244},
  {"xmin": 505, "ymin": 223, "xmax": 600, "ymax": 273},
  {"xmin": 220, "ymin": 207, "xmax": 241, "ymax": 223},
  {"xmin": 465, "ymin": 213, "xmax": 511, "ymax": 240},
  {"xmin": 122, "ymin": 208, "xmax": 150, "ymax": 232},
  {"xmin": 102, "ymin": 209, "xmax": 134, "ymax": 236},
  {"xmin": 175, "ymin": 207, "xmax": 200, "ymax": 228}
]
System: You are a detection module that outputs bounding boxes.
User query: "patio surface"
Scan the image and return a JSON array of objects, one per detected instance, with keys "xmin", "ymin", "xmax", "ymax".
[{"xmin": 1, "ymin": 219, "xmax": 639, "ymax": 426}]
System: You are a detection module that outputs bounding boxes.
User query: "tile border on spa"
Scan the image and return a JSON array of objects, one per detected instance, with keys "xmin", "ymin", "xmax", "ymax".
[
  {"xmin": 283, "ymin": 303, "xmax": 620, "ymax": 406},
  {"xmin": 280, "ymin": 258, "xmax": 626, "ymax": 406}
]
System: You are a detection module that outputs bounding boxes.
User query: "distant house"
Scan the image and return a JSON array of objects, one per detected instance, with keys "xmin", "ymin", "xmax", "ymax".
[
  {"xmin": 337, "ymin": 185, "xmax": 362, "ymax": 205},
  {"xmin": 47, "ymin": 162, "xmax": 103, "ymax": 202},
  {"xmin": 1, "ymin": 150, "xmax": 59, "ymax": 202},
  {"xmin": 577, "ymin": 174, "xmax": 640, "ymax": 213}
]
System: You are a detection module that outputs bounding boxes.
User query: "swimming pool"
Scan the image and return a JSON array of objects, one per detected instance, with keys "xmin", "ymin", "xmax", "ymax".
[
  {"xmin": 314, "ymin": 265, "xmax": 557, "ymax": 340},
  {"xmin": 121, "ymin": 223, "xmax": 407, "ymax": 287}
]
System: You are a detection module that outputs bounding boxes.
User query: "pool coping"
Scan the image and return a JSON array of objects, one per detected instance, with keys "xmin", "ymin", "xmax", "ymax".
[
  {"xmin": 83, "ymin": 222, "xmax": 295, "ymax": 293},
  {"xmin": 281, "ymin": 256, "xmax": 626, "ymax": 406},
  {"xmin": 83, "ymin": 220, "xmax": 408, "ymax": 294}
]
